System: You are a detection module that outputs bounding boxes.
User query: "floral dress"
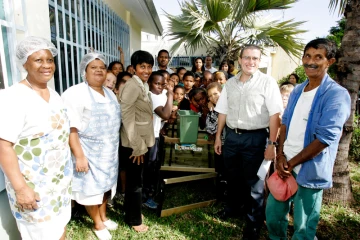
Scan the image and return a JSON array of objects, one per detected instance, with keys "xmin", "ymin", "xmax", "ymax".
[{"xmin": 0, "ymin": 84, "xmax": 73, "ymax": 225}]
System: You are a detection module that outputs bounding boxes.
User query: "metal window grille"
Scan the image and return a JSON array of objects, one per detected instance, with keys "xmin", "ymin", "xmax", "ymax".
[
  {"xmin": 0, "ymin": 0, "xmax": 27, "ymax": 89},
  {"xmin": 49, "ymin": 0, "xmax": 130, "ymax": 93},
  {"xmin": 0, "ymin": 0, "xmax": 27, "ymax": 192}
]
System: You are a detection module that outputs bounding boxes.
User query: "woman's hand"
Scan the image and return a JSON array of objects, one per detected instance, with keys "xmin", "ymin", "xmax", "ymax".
[
  {"xmin": 167, "ymin": 83, "xmax": 174, "ymax": 93},
  {"xmin": 76, "ymin": 157, "xmax": 89, "ymax": 173},
  {"xmin": 130, "ymin": 155, "xmax": 144, "ymax": 165},
  {"xmin": 208, "ymin": 102, "xmax": 214, "ymax": 111},
  {"xmin": 172, "ymin": 105, "xmax": 178, "ymax": 111},
  {"xmin": 15, "ymin": 185, "xmax": 40, "ymax": 210}
]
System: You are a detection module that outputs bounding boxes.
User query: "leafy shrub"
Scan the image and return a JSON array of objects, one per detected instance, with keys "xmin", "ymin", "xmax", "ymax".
[
  {"xmin": 277, "ymin": 65, "xmax": 307, "ymax": 85},
  {"xmin": 350, "ymin": 115, "xmax": 360, "ymax": 161}
]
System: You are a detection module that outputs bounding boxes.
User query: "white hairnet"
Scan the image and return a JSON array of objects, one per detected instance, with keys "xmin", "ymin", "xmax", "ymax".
[
  {"xmin": 16, "ymin": 36, "xmax": 57, "ymax": 71},
  {"xmin": 80, "ymin": 52, "xmax": 106, "ymax": 81}
]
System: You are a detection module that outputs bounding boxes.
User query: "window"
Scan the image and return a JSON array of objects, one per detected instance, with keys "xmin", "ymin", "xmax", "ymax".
[
  {"xmin": 49, "ymin": 0, "xmax": 130, "ymax": 93},
  {"xmin": 0, "ymin": 0, "xmax": 27, "ymax": 192}
]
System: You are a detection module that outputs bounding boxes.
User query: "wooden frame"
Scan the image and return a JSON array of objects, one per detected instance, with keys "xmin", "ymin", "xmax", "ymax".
[
  {"xmin": 157, "ymin": 134, "xmax": 217, "ymax": 217},
  {"xmin": 157, "ymin": 172, "xmax": 217, "ymax": 217}
]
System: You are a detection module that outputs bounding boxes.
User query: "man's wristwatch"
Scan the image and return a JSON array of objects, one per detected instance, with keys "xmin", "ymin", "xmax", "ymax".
[{"xmin": 267, "ymin": 140, "xmax": 278, "ymax": 147}]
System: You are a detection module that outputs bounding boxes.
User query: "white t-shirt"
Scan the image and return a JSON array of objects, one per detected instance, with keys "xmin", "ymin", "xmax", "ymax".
[
  {"xmin": 61, "ymin": 82, "xmax": 118, "ymax": 132},
  {"xmin": 152, "ymin": 66, "xmax": 174, "ymax": 74},
  {"xmin": 0, "ymin": 83, "xmax": 65, "ymax": 143},
  {"xmin": 150, "ymin": 91, "xmax": 167, "ymax": 137},
  {"xmin": 0, "ymin": 84, "xmax": 66, "ymax": 192},
  {"xmin": 204, "ymin": 66, "xmax": 218, "ymax": 73},
  {"xmin": 284, "ymin": 86, "xmax": 319, "ymax": 174}
]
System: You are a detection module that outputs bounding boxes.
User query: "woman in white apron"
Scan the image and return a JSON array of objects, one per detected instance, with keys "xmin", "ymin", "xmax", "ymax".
[
  {"xmin": 0, "ymin": 37, "xmax": 72, "ymax": 240},
  {"xmin": 62, "ymin": 52, "xmax": 120, "ymax": 240}
]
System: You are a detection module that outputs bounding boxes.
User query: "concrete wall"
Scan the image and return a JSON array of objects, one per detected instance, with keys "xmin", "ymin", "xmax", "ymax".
[
  {"xmin": 270, "ymin": 47, "xmax": 301, "ymax": 81},
  {"xmin": 103, "ymin": 0, "xmax": 142, "ymax": 56},
  {"xmin": 0, "ymin": 190, "xmax": 21, "ymax": 240},
  {"xmin": 20, "ymin": 0, "xmax": 54, "ymax": 89}
]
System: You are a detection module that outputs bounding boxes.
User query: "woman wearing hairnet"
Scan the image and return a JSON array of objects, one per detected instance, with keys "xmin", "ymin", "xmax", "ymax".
[
  {"xmin": 61, "ymin": 52, "xmax": 120, "ymax": 240},
  {"xmin": 0, "ymin": 36, "xmax": 72, "ymax": 239}
]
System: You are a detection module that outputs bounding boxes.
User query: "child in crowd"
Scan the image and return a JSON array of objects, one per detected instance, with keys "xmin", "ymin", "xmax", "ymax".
[
  {"xmin": 180, "ymin": 88, "xmax": 209, "ymax": 129},
  {"xmin": 201, "ymin": 70, "xmax": 213, "ymax": 88},
  {"xmin": 168, "ymin": 85, "xmax": 185, "ymax": 124},
  {"xmin": 173, "ymin": 85, "xmax": 185, "ymax": 107},
  {"xmin": 158, "ymin": 70, "xmax": 170, "ymax": 85},
  {"xmin": 126, "ymin": 65, "xmax": 135, "ymax": 75},
  {"xmin": 114, "ymin": 71, "xmax": 132, "ymax": 98},
  {"xmin": 104, "ymin": 71, "xmax": 116, "ymax": 91},
  {"xmin": 167, "ymin": 78, "xmax": 175, "ymax": 90},
  {"xmin": 114, "ymin": 71, "xmax": 132, "ymax": 201},
  {"xmin": 182, "ymin": 71, "xmax": 196, "ymax": 99},
  {"xmin": 143, "ymin": 72, "xmax": 174, "ymax": 209},
  {"xmin": 170, "ymin": 73, "xmax": 180, "ymax": 86},
  {"xmin": 213, "ymin": 70, "xmax": 228, "ymax": 87},
  {"xmin": 176, "ymin": 67, "xmax": 187, "ymax": 83},
  {"xmin": 205, "ymin": 82, "xmax": 227, "ymax": 200},
  {"xmin": 108, "ymin": 61, "xmax": 124, "ymax": 76},
  {"xmin": 194, "ymin": 72, "xmax": 202, "ymax": 88},
  {"xmin": 219, "ymin": 60, "xmax": 234, "ymax": 79},
  {"xmin": 279, "ymin": 81, "xmax": 295, "ymax": 109}
]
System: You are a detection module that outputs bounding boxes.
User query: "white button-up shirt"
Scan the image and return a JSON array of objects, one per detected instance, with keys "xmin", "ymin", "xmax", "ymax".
[{"xmin": 215, "ymin": 70, "xmax": 283, "ymax": 130}]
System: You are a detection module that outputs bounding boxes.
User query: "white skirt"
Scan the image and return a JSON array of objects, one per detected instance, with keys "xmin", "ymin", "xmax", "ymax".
[
  {"xmin": 16, "ymin": 203, "xmax": 71, "ymax": 240},
  {"xmin": 72, "ymin": 183, "xmax": 117, "ymax": 205}
]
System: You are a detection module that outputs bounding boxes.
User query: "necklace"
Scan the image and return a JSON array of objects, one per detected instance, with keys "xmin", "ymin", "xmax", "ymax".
[{"xmin": 25, "ymin": 78, "xmax": 34, "ymax": 90}]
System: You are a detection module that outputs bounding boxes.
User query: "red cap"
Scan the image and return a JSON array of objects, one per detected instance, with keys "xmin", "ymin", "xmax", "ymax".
[{"xmin": 267, "ymin": 171, "xmax": 298, "ymax": 201}]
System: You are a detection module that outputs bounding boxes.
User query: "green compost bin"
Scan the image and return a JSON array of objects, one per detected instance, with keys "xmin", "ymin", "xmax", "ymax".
[{"xmin": 177, "ymin": 110, "xmax": 200, "ymax": 144}]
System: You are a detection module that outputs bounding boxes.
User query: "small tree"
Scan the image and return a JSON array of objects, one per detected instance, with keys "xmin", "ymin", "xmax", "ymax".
[{"xmin": 165, "ymin": 0, "xmax": 306, "ymax": 61}]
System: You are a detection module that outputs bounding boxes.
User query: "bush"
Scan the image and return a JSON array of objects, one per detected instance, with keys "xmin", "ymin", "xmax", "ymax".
[{"xmin": 277, "ymin": 65, "xmax": 307, "ymax": 85}]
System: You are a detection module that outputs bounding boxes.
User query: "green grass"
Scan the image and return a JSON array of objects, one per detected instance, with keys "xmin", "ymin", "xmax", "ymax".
[{"xmin": 66, "ymin": 162, "xmax": 360, "ymax": 240}]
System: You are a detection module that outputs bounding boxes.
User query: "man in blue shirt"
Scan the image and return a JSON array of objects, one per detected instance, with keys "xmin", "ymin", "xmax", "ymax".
[{"xmin": 266, "ymin": 39, "xmax": 351, "ymax": 239}]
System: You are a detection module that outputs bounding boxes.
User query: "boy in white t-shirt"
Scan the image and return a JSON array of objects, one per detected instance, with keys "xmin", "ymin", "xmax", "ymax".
[{"xmin": 142, "ymin": 72, "xmax": 174, "ymax": 209}]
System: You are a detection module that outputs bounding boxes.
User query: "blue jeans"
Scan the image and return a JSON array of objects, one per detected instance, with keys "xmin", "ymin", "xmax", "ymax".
[{"xmin": 266, "ymin": 176, "xmax": 323, "ymax": 240}]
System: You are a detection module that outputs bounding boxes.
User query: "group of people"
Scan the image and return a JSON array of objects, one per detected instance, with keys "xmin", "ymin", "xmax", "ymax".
[{"xmin": 0, "ymin": 36, "xmax": 351, "ymax": 240}]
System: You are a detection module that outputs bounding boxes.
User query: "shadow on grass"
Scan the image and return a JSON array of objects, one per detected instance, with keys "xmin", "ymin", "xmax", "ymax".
[{"xmin": 66, "ymin": 162, "xmax": 360, "ymax": 239}]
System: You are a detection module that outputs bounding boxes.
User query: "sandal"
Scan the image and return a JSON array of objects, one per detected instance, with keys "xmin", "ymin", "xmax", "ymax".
[
  {"xmin": 132, "ymin": 224, "xmax": 149, "ymax": 233},
  {"xmin": 103, "ymin": 219, "xmax": 118, "ymax": 231},
  {"xmin": 92, "ymin": 228, "xmax": 112, "ymax": 240}
]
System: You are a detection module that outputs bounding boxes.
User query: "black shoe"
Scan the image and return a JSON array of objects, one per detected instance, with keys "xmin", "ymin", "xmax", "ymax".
[
  {"xmin": 243, "ymin": 224, "xmax": 261, "ymax": 240},
  {"xmin": 216, "ymin": 208, "xmax": 242, "ymax": 220}
]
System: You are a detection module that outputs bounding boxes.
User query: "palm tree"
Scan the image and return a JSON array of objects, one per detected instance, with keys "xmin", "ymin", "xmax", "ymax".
[
  {"xmin": 324, "ymin": 0, "xmax": 360, "ymax": 204},
  {"xmin": 165, "ymin": 0, "xmax": 307, "ymax": 61}
]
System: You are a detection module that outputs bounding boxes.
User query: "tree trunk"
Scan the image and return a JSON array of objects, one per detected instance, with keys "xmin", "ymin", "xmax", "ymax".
[{"xmin": 323, "ymin": 1, "xmax": 360, "ymax": 205}]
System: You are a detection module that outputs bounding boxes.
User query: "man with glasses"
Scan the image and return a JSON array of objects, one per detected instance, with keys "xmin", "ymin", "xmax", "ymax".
[
  {"xmin": 214, "ymin": 45, "xmax": 283, "ymax": 239},
  {"xmin": 153, "ymin": 49, "xmax": 174, "ymax": 74}
]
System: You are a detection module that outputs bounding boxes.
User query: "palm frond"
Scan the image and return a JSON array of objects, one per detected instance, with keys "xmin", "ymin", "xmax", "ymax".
[
  {"xmin": 166, "ymin": 0, "xmax": 306, "ymax": 59},
  {"xmin": 329, "ymin": 0, "xmax": 347, "ymax": 16},
  {"xmin": 247, "ymin": 0, "xmax": 296, "ymax": 12},
  {"xmin": 240, "ymin": 17, "xmax": 306, "ymax": 58}
]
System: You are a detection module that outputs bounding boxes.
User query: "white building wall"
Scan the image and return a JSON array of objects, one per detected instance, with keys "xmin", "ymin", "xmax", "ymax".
[{"xmin": 103, "ymin": 0, "xmax": 142, "ymax": 56}]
